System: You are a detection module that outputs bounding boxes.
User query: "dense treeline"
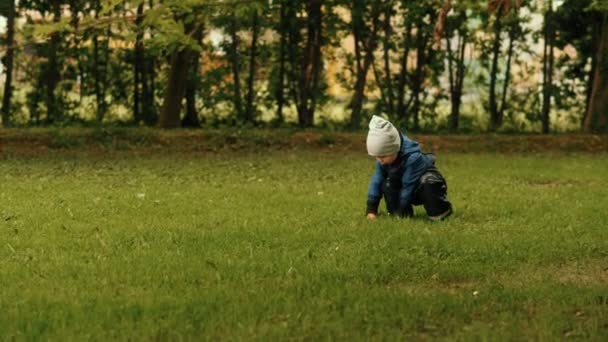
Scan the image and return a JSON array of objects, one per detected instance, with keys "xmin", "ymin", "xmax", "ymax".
[{"xmin": 0, "ymin": 0, "xmax": 607, "ymax": 132}]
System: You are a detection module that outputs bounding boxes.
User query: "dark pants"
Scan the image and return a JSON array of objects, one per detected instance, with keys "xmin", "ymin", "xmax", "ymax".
[{"xmin": 382, "ymin": 166, "xmax": 452, "ymax": 218}]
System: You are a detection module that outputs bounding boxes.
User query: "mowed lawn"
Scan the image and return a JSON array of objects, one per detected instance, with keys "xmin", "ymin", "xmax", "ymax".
[{"xmin": 1, "ymin": 148, "xmax": 607, "ymax": 340}]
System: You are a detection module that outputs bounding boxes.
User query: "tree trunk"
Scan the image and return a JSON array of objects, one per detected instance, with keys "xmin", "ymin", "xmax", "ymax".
[
  {"xmin": 141, "ymin": 56, "xmax": 155, "ymax": 126},
  {"xmin": 489, "ymin": 7, "xmax": 502, "ymax": 131},
  {"xmin": 498, "ymin": 25, "xmax": 515, "ymax": 124},
  {"xmin": 381, "ymin": 6, "xmax": 394, "ymax": 115},
  {"xmin": 275, "ymin": 1, "xmax": 287, "ymax": 124},
  {"xmin": 133, "ymin": 3, "xmax": 145, "ymax": 124},
  {"xmin": 411, "ymin": 23, "xmax": 428, "ymax": 131},
  {"xmin": 369, "ymin": 5, "xmax": 394, "ymax": 117},
  {"xmin": 446, "ymin": 25, "xmax": 467, "ymax": 132},
  {"xmin": 541, "ymin": 4, "xmax": 555, "ymax": 134},
  {"xmin": 349, "ymin": 1, "xmax": 364, "ymax": 128},
  {"xmin": 69, "ymin": 2, "xmax": 84, "ymax": 104},
  {"xmin": 182, "ymin": 59, "xmax": 200, "ymax": 127},
  {"xmin": 46, "ymin": 0, "xmax": 62, "ymax": 124},
  {"xmin": 142, "ymin": 0, "xmax": 157, "ymax": 125},
  {"xmin": 1, "ymin": 0, "xmax": 15, "ymax": 127},
  {"xmin": 244, "ymin": 9, "xmax": 259, "ymax": 124},
  {"xmin": 229, "ymin": 15, "xmax": 244, "ymax": 122},
  {"xmin": 296, "ymin": 0, "xmax": 322, "ymax": 128},
  {"xmin": 584, "ymin": 13, "xmax": 608, "ymax": 133},
  {"xmin": 583, "ymin": 14, "xmax": 601, "ymax": 128},
  {"xmin": 285, "ymin": 2, "xmax": 301, "ymax": 122},
  {"xmin": 93, "ymin": 0, "xmax": 107, "ymax": 122},
  {"xmin": 158, "ymin": 49, "xmax": 193, "ymax": 128},
  {"xmin": 488, "ymin": 9, "xmax": 503, "ymax": 131},
  {"xmin": 349, "ymin": 1, "xmax": 380, "ymax": 128},
  {"xmin": 182, "ymin": 25, "xmax": 204, "ymax": 128},
  {"xmin": 396, "ymin": 23, "xmax": 412, "ymax": 123}
]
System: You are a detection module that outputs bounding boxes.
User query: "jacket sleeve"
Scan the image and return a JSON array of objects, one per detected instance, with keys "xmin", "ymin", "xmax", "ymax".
[
  {"xmin": 397, "ymin": 152, "xmax": 428, "ymax": 214},
  {"xmin": 366, "ymin": 162, "xmax": 386, "ymax": 214}
]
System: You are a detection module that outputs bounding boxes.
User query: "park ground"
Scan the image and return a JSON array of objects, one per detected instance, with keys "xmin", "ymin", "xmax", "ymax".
[{"xmin": 0, "ymin": 128, "xmax": 607, "ymax": 340}]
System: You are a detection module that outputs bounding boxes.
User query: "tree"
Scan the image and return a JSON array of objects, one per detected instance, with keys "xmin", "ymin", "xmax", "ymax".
[
  {"xmin": 1, "ymin": 0, "xmax": 16, "ymax": 127},
  {"xmin": 152, "ymin": 1, "xmax": 206, "ymax": 128},
  {"xmin": 584, "ymin": 10, "xmax": 608, "ymax": 133},
  {"xmin": 349, "ymin": 0, "xmax": 382, "ymax": 128},
  {"xmin": 45, "ymin": 0, "xmax": 63, "ymax": 123},
  {"xmin": 227, "ymin": 12, "xmax": 244, "ymax": 123},
  {"xmin": 373, "ymin": 2, "xmax": 396, "ymax": 118},
  {"xmin": 541, "ymin": 0, "xmax": 556, "ymax": 134},
  {"xmin": 157, "ymin": 19, "xmax": 202, "ymax": 129},
  {"xmin": 244, "ymin": 8, "xmax": 260, "ymax": 124},
  {"xmin": 91, "ymin": 0, "xmax": 108, "ymax": 122},
  {"xmin": 444, "ymin": 5, "xmax": 469, "ymax": 131},
  {"xmin": 133, "ymin": 2, "xmax": 145, "ymax": 124},
  {"xmin": 274, "ymin": 0, "xmax": 288, "ymax": 124},
  {"xmin": 182, "ymin": 23, "xmax": 204, "ymax": 128},
  {"xmin": 294, "ymin": 0, "xmax": 323, "ymax": 128},
  {"xmin": 409, "ymin": 2, "xmax": 441, "ymax": 130},
  {"xmin": 223, "ymin": 4, "xmax": 264, "ymax": 125},
  {"xmin": 487, "ymin": 0, "xmax": 522, "ymax": 131}
]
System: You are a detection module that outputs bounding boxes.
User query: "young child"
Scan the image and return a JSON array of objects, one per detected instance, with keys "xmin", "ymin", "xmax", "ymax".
[{"xmin": 365, "ymin": 115, "xmax": 452, "ymax": 221}]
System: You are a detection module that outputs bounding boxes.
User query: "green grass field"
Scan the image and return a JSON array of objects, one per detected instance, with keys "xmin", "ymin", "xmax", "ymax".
[{"xmin": 1, "ymin": 143, "xmax": 607, "ymax": 340}]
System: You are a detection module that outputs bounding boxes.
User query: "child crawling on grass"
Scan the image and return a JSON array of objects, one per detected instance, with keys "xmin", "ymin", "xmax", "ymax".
[{"xmin": 365, "ymin": 115, "xmax": 452, "ymax": 221}]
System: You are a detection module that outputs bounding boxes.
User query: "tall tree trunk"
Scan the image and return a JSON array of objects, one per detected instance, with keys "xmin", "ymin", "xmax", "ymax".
[
  {"xmin": 488, "ymin": 9, "xmax": 503, "ymax": 131},
  {"xmin": 411, "ymin": 22, "xmax": 428, "ymax": 131},
  {"xmin": 1, "ymin": 0, "xmax": 15, "ymax": 127},
  {"xmin": 46, "ymin": 0, "xmax": 62, "ymax": 124},
  {"xmin": 142, "ymin": 0, "xmax": 157, "ymax": 125},
  {"xmin": 93, "ymin": 36, "xmax": 105, "ymax": 122},
  {"xmin": 446, "ymin": 25, "xmax": 467, "ymax": 132},
  {"xmin": 244, "ymin": 9, "xmax": 259, "ymax": 124},
  {"xmin": 584, "ymin": 13, "xmax": 608, "ymax": 133},
  {"xmin": 349, "ymin": 1, "xmax": 364, "ymax": 128},
  {"xmin": 143, "ymin": 54, "xmax": 156, "ymax": 125},
  {"xmin": 541, "ymin": 4, "xmax": 555, "ymax": 134},
  {"xmin": 103, "ymin": 26, "xmax": 111, "ymax": 114},
  {"xmin": 158, "ymin": 49, "xmax": 194, "ymax": 128},
  {"xmin": 498, "ymin": 25, "xmax": 515, "ymax": 123},
  {"xmin": 133, "ymin": 3, "xmax": 145, "ymax": 124},
  {"xmin": 455, "ymin": 33, "xmax": 467, "ymax": 129},
  {"xmin": 69, "ymin": 1, "xmax": 84, "ymax": 104},
  {"xmin": 182, "ymin": 25, "xmax": 204, "ymax": 128},
  {"xmin": 92, "ymin": 0, "xmax": 104, "ymax": 121},
  {"xmin": 349, "ymin": 1, "xmax": 380, "ymax": 128},
  {"xmin": 286, "ymin": 3, "xmax": 301, "ymax": 122},
  {"xmin": 182, "ymin": 60, "xmax": 200, "ymax": 127},
  {"xmin": 296, "ymin": 0, "xmax": 322, "ymax": 128},
  {"xmin": 275, "ymin": 0, "xmax": 287, "ymax": 123},
  {"xmin": 370, "ymin": 4, "xmax": 394, "ymax": 117},
  {"xmin": 141, "ymin": 54, "xmax": 155, "ymax": 126},
  {"xmin": 381, "ymin": 6, "xmax": 395, "ymax": 115},
  {"xmin": 583, "ymin": 14, "xmax": 601, "ymax": 128},
  {"xmin": 396, "ymin": 23, "xmax": 412, "ymax": 123},
  {"xmin": 229, "ymin": 15, "xmax": 244, "ymax": 122}
]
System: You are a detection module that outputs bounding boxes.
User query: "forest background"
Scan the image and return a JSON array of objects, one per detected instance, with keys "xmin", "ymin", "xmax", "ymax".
[{"xmin": 0, "ymin": 0, "xmax": 607, "ymax": 133}]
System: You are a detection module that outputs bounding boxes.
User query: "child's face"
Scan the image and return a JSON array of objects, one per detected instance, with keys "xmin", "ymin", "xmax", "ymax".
[{"xmin": 375, "ymin": 153, "xmax": 398, "ymax": 165}]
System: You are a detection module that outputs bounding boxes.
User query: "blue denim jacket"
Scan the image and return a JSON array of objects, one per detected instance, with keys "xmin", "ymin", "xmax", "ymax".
[{"xmin": 366, "ymin": 133, "xmax": 433, "ymax": 214}]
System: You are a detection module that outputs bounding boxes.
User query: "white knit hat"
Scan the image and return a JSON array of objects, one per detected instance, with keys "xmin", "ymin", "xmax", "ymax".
[{"xmin": 366, "ymin": 115, "xmax": 401, "ymax": 156}]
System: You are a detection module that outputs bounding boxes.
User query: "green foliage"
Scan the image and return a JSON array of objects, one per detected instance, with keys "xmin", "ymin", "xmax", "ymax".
[
  {"xmin": 30, "ymin": 20, "xmax": 74, "ymax": 41},
  {"xmin": 3, "ymin": 0, "xmax": 604, "ymax": 130},
  {"xmin": 589, "ymin": 0, "xmax": 608, "ymax": 11},
  {"xmin": 0, "ymin": 1, "xmax": 11, "ymax": 17},
  {"xmin": 0, "ymin": 149, "xmax": 607, "ymax": 339}
]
